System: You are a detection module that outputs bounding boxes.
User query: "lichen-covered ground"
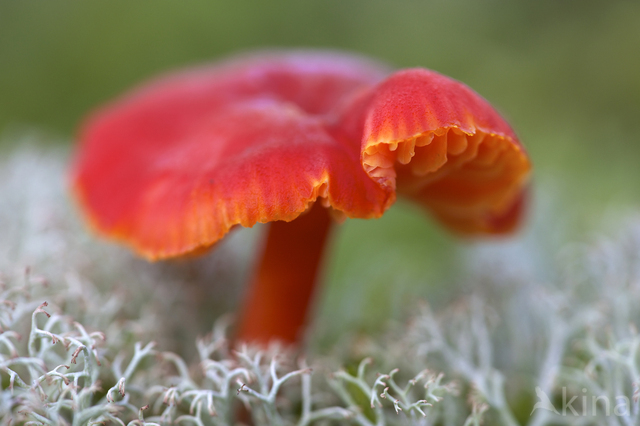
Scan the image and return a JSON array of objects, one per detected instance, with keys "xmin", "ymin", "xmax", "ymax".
[{"xmin": 3, "ymin": 147, "xmax": 640, "ymax": 425}]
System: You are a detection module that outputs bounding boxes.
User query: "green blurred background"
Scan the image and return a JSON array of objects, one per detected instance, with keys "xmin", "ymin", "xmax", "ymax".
[{"xmin": 1, "ymin": 0, "xmax": 639, "ymax": 341}]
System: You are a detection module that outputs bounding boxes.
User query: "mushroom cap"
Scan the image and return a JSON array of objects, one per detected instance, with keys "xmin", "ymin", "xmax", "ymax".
[
  {"xmin": 356, "ymin": 68, "xmax": 531, "ymax": 234},
  {"xmin": 71, "ymin": 52, "xmax": 394, "ymax": 260},
  {"xmin": 72, "ymin": 52, "xmax": 532, "ymax": 260}
]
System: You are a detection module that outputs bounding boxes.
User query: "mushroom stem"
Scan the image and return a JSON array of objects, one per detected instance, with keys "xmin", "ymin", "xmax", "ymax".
[{"xmin": 236, "ymin": 202, "xmax": 333, "ymax": 344}]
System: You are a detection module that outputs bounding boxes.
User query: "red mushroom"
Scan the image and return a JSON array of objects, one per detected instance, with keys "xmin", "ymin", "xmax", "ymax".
[{"xmin": 71, "ymin": 51, "xmax": 531, "ymax": 345}]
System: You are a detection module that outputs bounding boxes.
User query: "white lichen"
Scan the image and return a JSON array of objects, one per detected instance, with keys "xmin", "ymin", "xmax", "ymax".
[{"xmin": 3, "ymin": 146, "xmax": 640, "ymax": 425}]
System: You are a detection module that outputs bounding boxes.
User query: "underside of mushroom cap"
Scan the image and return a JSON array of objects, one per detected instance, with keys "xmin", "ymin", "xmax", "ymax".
[
  {"xmin": 360, "ymin": 68, "xmax": 531, "ymax": 234},
  {"xmin": 71, "ymin": 52, "xmax": 393, "ymax": 260}
]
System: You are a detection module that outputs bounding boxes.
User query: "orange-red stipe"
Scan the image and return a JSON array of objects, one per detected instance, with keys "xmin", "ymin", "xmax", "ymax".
[
  {"xmin": 71, "ymin": 51, "xmax": 531, "ymax": 346},
  {"xmin": 237, "ymin": 203, "xmax": 332, "ymax": 344}
]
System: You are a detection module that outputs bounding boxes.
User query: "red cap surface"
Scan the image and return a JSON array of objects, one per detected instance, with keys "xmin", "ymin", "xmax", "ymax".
[
  {"xmin": 71, "ymin": 52, "xmax": 393, "ymax": 259},
  {"xmin": 72, "ymin": 53, "xmax": 532, "ymax": 261}
]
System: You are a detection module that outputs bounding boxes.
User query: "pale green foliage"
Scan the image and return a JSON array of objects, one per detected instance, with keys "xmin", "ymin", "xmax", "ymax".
[
  {"xmin": 3, "ymin": 147, "xmax": 640, "ymax": 425},
  {"xmin": 0, "ymin": 268, "xmax": 457, "ymax": 425},
  {"xmin": 0, "ymin": 147, "xmax": 460, "ymax": 425}
]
